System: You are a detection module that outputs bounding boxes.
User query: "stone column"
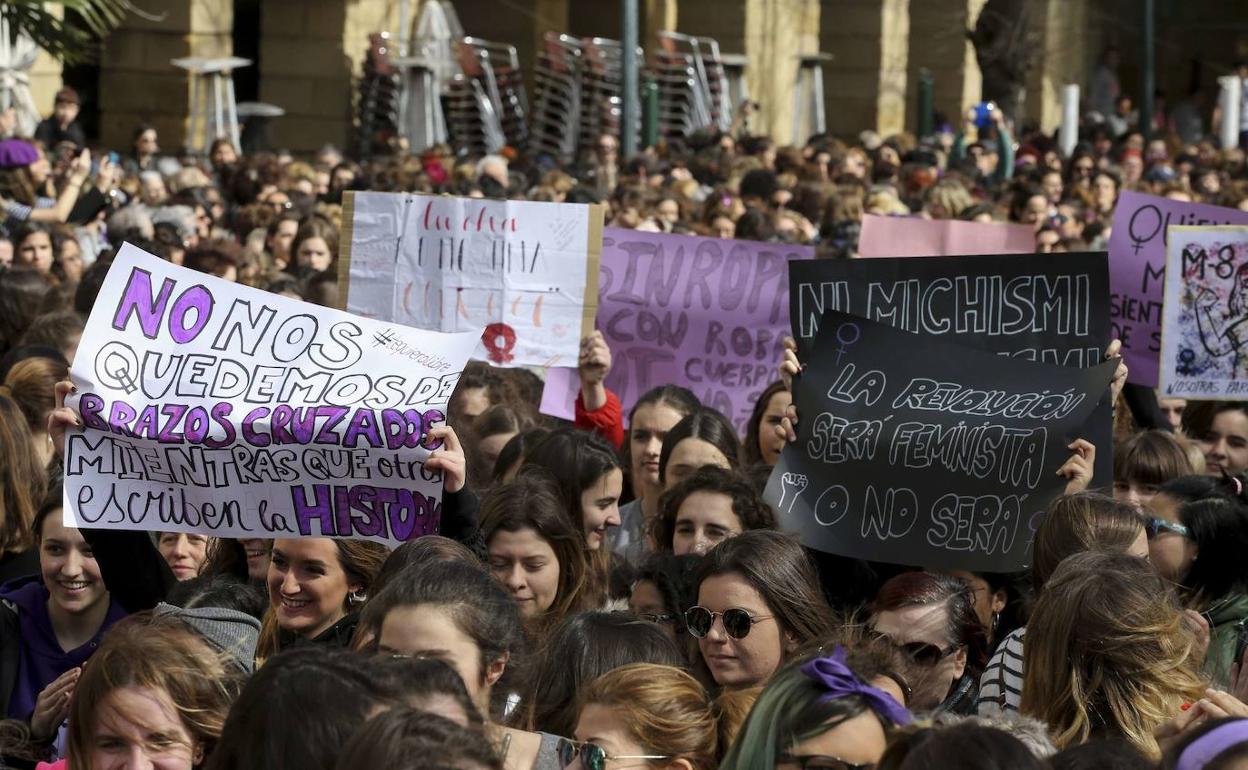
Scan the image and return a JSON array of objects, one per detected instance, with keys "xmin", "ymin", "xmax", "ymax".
[
  {"xmin": 1024, "ymin": 0, "xmax": 1093, "ymax": 134},
  {"xmin": 97, "ymin": 0, "xmax": 233, "ymax": 151},
  {"xmin": 907, "ymin": 0, "xmax": 986, "ymax": 132},
  {"xmin": 820, "ymin": 0, "xmax": 911, "ymax": 141}
]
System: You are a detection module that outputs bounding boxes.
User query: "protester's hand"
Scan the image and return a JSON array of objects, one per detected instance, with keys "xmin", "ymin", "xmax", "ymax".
[
  {"xmin": 30, "ymin": 666, "xmax": 79, "ymax": 740},
  {"xmin": 779, "ymin": 336, "xmax": 803, "ymax": 391},
  {"xmin": 776, "ymin": 403, "xmax": 799, "ymax": 445},
  {"xmin": 1057, "ymin": 438, "xmax": 1095, "ymax": 494},
  {"xmin": 95, "ymin": 151, "xmax": 118, "ymax": 191},
  {"xmin": 69, "ymin": 149, "xmax": 91, "ymax": 183},
  {"xmin": 425, "ymin": 425, "xmax": 466, "ymax": 494},
  {"xmin": 1105, "ymin": 339, "xmax": 1128, "ymax": 405},
  {"xmin": 48, "ymin": 380, "xmax": 82, "ymax": 458},
  {"xmin": 1183, "ymin": 609, "xmax": 1211, "ymax": 663},
  {"xmin": 1230, "ymin": 648, "xmax": 1248, "ymax": 705},
  {"xmin": 1154, "ymin": 698, "xmax": 1210, "ymax": 752},
  {"xmin": 1197, "ymin": 689, "xmax": 1248, "ymax": 720},
  {"xmin": 578, "ymin": 331, "xmax": 612, "ymax": 386}
]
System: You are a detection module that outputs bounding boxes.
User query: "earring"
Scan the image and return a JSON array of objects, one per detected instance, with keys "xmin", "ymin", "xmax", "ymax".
[
  {"xmin": 991, "ymin": 612, "xmax": 1000, "ymax": 632},
  {"xmin": 348, "ymin": 590, "xmax": 367, "ymax": 605}
]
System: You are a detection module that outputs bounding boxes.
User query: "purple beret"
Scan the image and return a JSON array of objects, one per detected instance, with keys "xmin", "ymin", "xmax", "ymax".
[{"xmin": 0, "ymin": 139, "xmax": 38, "ymax": 170}]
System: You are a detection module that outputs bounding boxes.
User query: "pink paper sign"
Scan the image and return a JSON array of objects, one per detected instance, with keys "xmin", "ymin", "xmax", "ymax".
[{"xmin": 857, "ymin": 214, "xmax": 1035, "ymax": 258}]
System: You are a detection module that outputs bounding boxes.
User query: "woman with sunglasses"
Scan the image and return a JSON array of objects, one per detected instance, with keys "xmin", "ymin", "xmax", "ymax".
[
  {"xmin": 868, "ymin": 571, "xmax": 989, "ymax": 715},
  {"xmin": 976, "ymin": 492, "xmax": 1147, "ymax": 716},
  {"xmin": 720, "ymin": 646, "xmax": 912, "ymax": 770},
  {"xmin": 688, "ymin": 530, "xmax": 834, "ymax": 690},
  {"xmin": 1147, "ymin": 474, "xmax": 1248, "ymax": 686},
  {"xmin": 559, "ymin": 663, "xmax": 719, "ymax": 770}
]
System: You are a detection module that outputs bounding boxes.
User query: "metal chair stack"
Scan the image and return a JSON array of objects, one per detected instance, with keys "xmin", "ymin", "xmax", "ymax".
[
  {"xmin": 651, "ymin": 31, "xmax": 734, "ymax": 139},
  {"xmin": 443, "ymin": 37, "xmax": 528, "ymax": 156},
  {"xmin": 577, "ymin": 37, "xmax": 641, "ymax": 155},
  {"xmin": 530, "ymin": 32, "xmax": 584, "ymax": 164}
]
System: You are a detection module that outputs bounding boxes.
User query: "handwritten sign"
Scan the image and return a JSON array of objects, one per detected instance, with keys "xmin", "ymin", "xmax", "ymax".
[
  {"xmin": 1108, "ymin": 192, "xmax": 1248, "ymax": 387},
  {"xmin": 790, "ymin": 251, "xmax": 1113, "ymax": 481},
  {"xmin": 540, "ymin": 229, "xmax": 813, "ymax": 432},
  {"xmin": 340, "ymin": 192, "xmax": 605, "ymax": 368},
  {"xmin": 857, "ymin": 214, "xmax": 1034, "ymax": 258},
  {"xmin": 764, "ymin": 308, "xmax": 1116, "ymax": 571},
  {"xmin": 1159, "ymin": 226, "xmax": 1248, "ymax": 399},
  {"xmin": 63, "ymin": 243, "xmax": 480, "ymax": 545}
]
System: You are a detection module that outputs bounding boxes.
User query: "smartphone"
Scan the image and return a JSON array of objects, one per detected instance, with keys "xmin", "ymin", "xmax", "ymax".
[
  {"xmin": 1235, "ymin": 619, "xmax": 1248, "ymax": 667},
  {"xmin": 973, "ymin": 101, "xmax": 995, "ymax": 130}
]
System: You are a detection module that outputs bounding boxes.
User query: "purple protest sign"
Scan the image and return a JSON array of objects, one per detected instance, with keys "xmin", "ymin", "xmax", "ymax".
[
  {"xmin": 540, "ymin": 229, "xmax": 813, "ymax": 432},
  {"xmin": 1109, "ymin": 191, "xmax": 1248, "ymax": 387}
]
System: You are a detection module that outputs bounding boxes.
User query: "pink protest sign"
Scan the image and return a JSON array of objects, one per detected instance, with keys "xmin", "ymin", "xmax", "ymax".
[
  {"xmin": 1108, "ymin": 191, "xmax": 1248, "ymax": 387},
  {"xmin": 857, "ymin": 214, "xmax": 1035, "ymax": 258},
  {"xmin": 540, "ymin": 229, "xmax": 813, "ymax": 432}
]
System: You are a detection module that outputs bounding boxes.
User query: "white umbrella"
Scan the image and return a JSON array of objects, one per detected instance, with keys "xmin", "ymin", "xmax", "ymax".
[
  {"xmin": 0, "ymin": 17, "xmax": 43, "ymax": 137},
  {"xmin": 414, "ymin": 0, "xmax": 464, "ymax": 90}
]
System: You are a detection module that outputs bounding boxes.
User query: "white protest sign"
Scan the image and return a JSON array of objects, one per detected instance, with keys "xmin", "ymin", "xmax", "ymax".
[
  {"xmin": 63, "ymin": 243, "xmax": 481, "ymax": 545},
  {"xmin": 1159, "ymin": 225, "xmax": 1248, "ymax": 399},
  {"xmin": 341, "ymin": 192, "xmax": 605, "ymax": 368}
]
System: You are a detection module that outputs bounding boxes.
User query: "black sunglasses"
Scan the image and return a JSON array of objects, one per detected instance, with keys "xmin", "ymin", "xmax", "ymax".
[
  {"xmin": 556, "ymin": 739, "xmax": 668, "ymax": 770},
  {"xmin": 777, "ymin": 755, "xmax": 875, "ymax": 770},
  {"xmin": 869, "ymin": 629, "xmax": 959, "ymax": 667},
  {"xmin": 685, "ymin": 606, "xmax": 773, "ymax": 640}
]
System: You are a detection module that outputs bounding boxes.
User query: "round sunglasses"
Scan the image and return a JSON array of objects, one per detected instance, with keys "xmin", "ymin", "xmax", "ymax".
[
  {"xmin": 556, "ymin": 738, "xmax": 669, "ymax": 770},
  {"xmin": 685, "ymin": 606, "xmax": 774, "ymax": 640},
  {"xmin": 868, "ymin": 629, "xmax": 959, "ymax": 667}
]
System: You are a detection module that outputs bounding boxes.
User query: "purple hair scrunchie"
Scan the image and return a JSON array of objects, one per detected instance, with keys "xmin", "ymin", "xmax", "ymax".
[{"xmin": 800, "ymin": 646, "xmax": 914, "ymax": 726}]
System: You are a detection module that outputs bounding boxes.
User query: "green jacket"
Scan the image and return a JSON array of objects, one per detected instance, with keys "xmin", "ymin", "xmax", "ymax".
[{"xmin": 1203, "ymin": 593, "xmax": 1248, "ymax": 687}]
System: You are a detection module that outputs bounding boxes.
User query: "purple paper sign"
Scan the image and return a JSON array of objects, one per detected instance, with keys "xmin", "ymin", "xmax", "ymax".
[
  {"xmin": 540, "ymin": 229, "xmax": 813, "ymax": 432},
  {"xmin": 1110, "ymin": 191, "xmax": 1248, "ymax": 387}
]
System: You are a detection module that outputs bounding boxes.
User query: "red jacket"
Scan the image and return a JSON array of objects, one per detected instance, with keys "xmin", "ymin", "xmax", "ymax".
[{"xmin": 575, "ymin": 388, "xmax": 625, "ymax": 449}]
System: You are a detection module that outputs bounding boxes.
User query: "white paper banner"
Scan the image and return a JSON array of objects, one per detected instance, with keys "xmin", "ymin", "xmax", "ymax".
[
  {"xmin": 63, "ymin": 243, "xmax": 481, "ymax": 545},
  {"xmin": 343, "ymin": 192, "xmax": 603, "ymax": 368}
]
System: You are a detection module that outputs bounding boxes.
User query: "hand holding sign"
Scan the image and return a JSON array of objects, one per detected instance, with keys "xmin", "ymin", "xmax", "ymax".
[
  {"xmin": 424, "ymin": 425, "xmax": 465, "ymax": 494},
  {"xmin": 765, "ymin": 308, "xmax": 1116, "ymax": 571},
  {"xmin": 1056, "ymin": 438, "xmax": 1097, "ymax": 494},
  {"xmin": 64, "ymin": 243, "xmax": 481, "ymax": 546},
  {"xmin": 47, "ymin": 379, "xmax": 80, "ymax": 458}
]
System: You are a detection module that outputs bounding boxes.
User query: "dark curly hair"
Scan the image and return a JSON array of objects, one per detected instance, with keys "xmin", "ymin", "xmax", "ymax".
[{"xmin": 652, "ymin": 465, "xmax": 777, "ymax": 551}]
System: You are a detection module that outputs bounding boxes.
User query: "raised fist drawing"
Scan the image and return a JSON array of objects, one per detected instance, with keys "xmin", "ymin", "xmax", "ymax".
[{"xmin": 778, "ymin": 472, "xmax": 810, "ymax": 513}]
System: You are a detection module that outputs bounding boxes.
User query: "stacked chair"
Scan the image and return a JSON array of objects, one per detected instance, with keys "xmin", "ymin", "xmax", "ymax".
[
  {"xmin": 353, "ymin": 33, "xmax": 402, "ymax": 158},
  {"xmin": 530, "ymin": 33, "xmax": 585, "ymax": 164},
  {"xmin": 444, "ymin": 37, "xmax": 528, "ymax": 156},
  {"xmin": 651, "ymin": 30, "xmax": 734, "ymax": 140}
]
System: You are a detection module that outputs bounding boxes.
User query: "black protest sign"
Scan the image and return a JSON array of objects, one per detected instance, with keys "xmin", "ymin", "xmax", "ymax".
[
  {"xmin": 764, "ymin": 309, "xmax": 1117, "ymax": 571},
  {"xmin": 789, "ymin": 252, "xmax": 1113, "ymax": 483}
]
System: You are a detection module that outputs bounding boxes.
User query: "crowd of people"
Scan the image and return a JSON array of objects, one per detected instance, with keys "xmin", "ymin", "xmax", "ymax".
[{"xmin": 0, "ymin": 58, "xmax": 1246, "ymax": 770}]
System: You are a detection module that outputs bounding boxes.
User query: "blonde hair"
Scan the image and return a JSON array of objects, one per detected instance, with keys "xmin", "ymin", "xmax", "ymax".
[
  {"xmin": 925, "ymin": 178, "xmax": 974, "ymax": 219},
  {"xmin": 1021, "ymin": 551, "xmax": 1207, "ymax": 758},
  {"xmin": 578, "ymin": 664, "xmax": 720, "ymax": 770},
  {"xmin": 66, "ymin": 614, "xmax": 242, "ymax": 768},
  {"xmin": 714, "ymin": 685, "xmax": 762, "ymax": 749}
]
